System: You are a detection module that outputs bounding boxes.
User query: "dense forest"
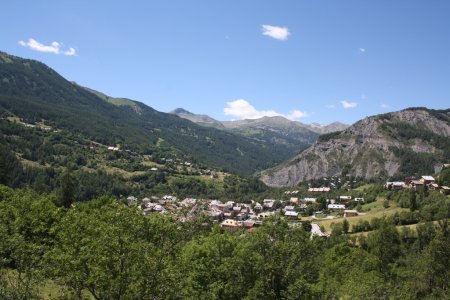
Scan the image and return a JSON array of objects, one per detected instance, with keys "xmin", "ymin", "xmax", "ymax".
[{"xmin": 0, "ymin": 185, "xmax": 449, "ymax": 299}]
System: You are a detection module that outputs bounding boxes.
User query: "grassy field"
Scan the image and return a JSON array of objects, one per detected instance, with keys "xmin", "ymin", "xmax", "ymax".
[
  {"xmin": 141, "ymin": 160, "xmax": 165, "ymax": 168},
  {"xmin": 349, "ymin": 220, "xmax": 446, "ymax": 238},
  {"xmin": 312, "ymin": 199, "xmax": 408, "ymax": 233},
  {"xmin": 100, "ymin": 164, "xmax": 146, "ymax": 179}
]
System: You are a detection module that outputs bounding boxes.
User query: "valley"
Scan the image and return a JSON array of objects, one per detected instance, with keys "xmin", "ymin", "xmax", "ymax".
[{"xmin": 0, "ymin": 50, "xmax": 449, "ymax": 299}]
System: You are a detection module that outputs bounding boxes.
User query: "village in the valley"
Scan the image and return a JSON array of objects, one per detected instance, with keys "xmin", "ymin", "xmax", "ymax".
[{"xmin": 126, "ymin": 172, "xmax": 450, "ymax": 236}]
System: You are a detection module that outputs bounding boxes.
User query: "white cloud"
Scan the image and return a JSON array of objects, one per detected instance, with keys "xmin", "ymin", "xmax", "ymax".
[
  {"xmin": 261, "ymin": 25, "xmax": 290, "ymax": 41},
  {"xmin": 64, "ymin": 47, "xmax": 77, "ymax": 56},
  {"xmin": 224, "ymin": 99, "xmax": 307, "ymax": 121},
  {"xmin": 359, "ymin": 47, "xmax": 366, "ymax": 53},
  {"xmin": 18, "ymin": 38, "xmax": 76, "ymax": 56},
  {"xmin": 340, "ymin": 100, "xmax": 357, "ymax": 109},
  {"xmin": 380, "ymin": 103, "xmax": 390, "ymax": 109},
  {"xmin": 286, "ymin": 110, "xmax": 308, "ymax": 120},
  {"xmin": 326, "ymin": 104, "xmax": 336, "ymax": 109}
]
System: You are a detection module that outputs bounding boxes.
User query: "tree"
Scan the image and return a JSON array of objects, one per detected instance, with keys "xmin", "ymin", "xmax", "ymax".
[
  {"xmin": 0, "ymin": 144, "xmax": 20, "ymax": 186},
  {"xmin": 342, "ymin": 219, "xmax": 350, "ymax": 234},
  {"xmin": 301, "ymin": 221, "xmax": 312, "ymax": 232},
  {"xmin": 366, "ymin": 220, "xmax": 401, "ymax": 274},
  {"xmin": 0, "ymin": 189, "xmax": 59, "ymax": 299},
  {"xmin": 58, "ymin": 170, "xmax": 76, "ymax": 208},
  {"xmin": 318, "ymin": 243, "xmax": 384, "ymax": 299},
  {"xmin": 438, "ymin": 167, "xmax": 450, "ymax": 186},
  {"xmin": 409, "ymin": 189, "xmax": 417, "ymax": 212}
]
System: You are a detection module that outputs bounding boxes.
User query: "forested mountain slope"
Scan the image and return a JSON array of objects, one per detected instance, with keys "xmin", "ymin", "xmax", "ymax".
[{"xmin": 0, "ymin": 51, "xmax": 295, "ymax": 175}]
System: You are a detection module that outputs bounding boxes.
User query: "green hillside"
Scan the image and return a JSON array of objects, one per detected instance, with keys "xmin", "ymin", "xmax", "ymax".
[{"xmin": 0, "ymin": 51, "xmax": 291, "ymax": 176}]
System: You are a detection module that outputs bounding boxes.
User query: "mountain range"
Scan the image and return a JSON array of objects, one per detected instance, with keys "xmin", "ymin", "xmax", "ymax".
[
  {"xmin": 171, "ymin": 108, "xmax": 348, "ymax": 159},
  {"xmin": 262, "ymin": 107, "xmax": 450, "ymax": 187},
  {"xmin": 0, "ymin": 51, "xmax": 309, "ymax": 176},
  {"xmin": 1, "ymin": 50, "xmax": 448, "ymax": 185},
  {"xmin": 170, "ymin": 107, "xmax": 348, "ymax": 134}
]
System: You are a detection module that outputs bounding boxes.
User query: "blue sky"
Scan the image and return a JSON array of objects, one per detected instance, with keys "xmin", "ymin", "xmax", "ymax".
[{"xmin": 1, "ymin": 0, "xmax": 450, "ymax": 125}]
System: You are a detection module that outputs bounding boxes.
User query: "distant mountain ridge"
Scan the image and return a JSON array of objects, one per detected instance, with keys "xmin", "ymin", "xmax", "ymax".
[
  {"xmin": 170, "ymin": 108, "xmax": 350, "ymax": 157},
  {"xmin": 308, "ymin": 121, "xmax": 349, "ymax": 134},
  {"xmin": 261, "ymin": 108, "xmax": 450, "ymax": 187},
  {"xmin": 170, "ymin": 108, "xmax": 349, "ymax": 134}
]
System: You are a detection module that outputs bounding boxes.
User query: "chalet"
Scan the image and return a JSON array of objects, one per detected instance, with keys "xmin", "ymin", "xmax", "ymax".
[
  {"xmin": 162, "ymin": 195, "xmax": 177, "ymax": 202},
  {"xmin": 303, "ymin": 198, "xmax": 317, "ymax": 203},
  {"xmin": 223, "ymin": 212, "xmax": 233, "ymax": 219},
  {"xmin": 385, "ymin": 181, "xmax": 405, "ymax": 190},
  {"xmin": 254, "ymin": 203, "xmax": 263, "ymax": 212},
  {"xmin": 328, "ymin": 204, "xmax": 345, "ymax": 210},
  {"xmin": 179, "ymin": 198, "xmax": 196, "ymax": 207},
  {"xmin": 421, "ymin": 176, "xmax": 435, "ymax": 184},
  {"xmin": 354, "ymin": 197, "xmax": 365, "ymax": 202},
  {"xmin": 284, "ymin": 211, "xmax": 299, "ymax": 219},
  {"xmin": 299, "ymin": 203, "xmax": 308, "ymax": 210},
  {"xmin": 153, "ymin": 204, "xmax": 166, "ymax": 213},
  {"xmin": 263, "ymin": 199, "xmax": 275, "ymax": 209},
  {"xmin": 283, "ymin": 205, "xmax": 295, "ymax": 212},
  {"xmin": 225, "ymin": 201, "xmax": 236, "ymax": 208},
  {"xmin": 290, "ymin": 197, "xmax": 299, "ymax": 204},
  {"xmin": 207, "ymin": 210, "xmax": 222, "ymax": 220},
  {"xmin": 243, "ymin": 220, "xmax": 256, "ymax": 229},
  {"xmin": 285, "ymin": 190, "xmax": 299, "ymax": 195},
  {"xmin": 344, "ymin": 210, "xmax": 358, "ymax": 218},
  {"xmin": 339, "ymin": 196, "xmax": 352, "ymax": 201},
  {"xmin": 410, "ymin": 180, "xmax": 424, "ymax": 190},
  {"xmin": 405, "ymin": 177, "xmax": 416, "ymax": 185},
  {"xmin": 308, "ymin": 187, "xmax": 331, "ymax": 193},
  {"xmin": 221, "ymin": 219, "xmax": 241, "ymax": 229},
  {"xmin": 233, "ymin": 206, "xmax": 243, "ymax": 214},
  {"xmin": 236, "ymin": 212, "xmax": 248, "ymax": 221},
  {"xmin": 440, "ymin": 186, "xmax": 450, "ymax": 195},
  {"xmin": 428, "ymin": 183, "xmax": 439, "ymax": 191}
]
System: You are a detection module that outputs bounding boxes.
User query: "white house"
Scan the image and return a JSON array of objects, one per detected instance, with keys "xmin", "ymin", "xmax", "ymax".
[
  {"xmin": 328, "ymin": 204, "xmax": 345, "ymax": 210},
  {"xmin": 303, "ymin": 198, "xmax": 317, "ymax": 203}
]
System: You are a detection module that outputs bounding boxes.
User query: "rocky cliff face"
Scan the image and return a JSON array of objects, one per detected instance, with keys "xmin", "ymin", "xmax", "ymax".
[{"xmin": 261, "ymin": 108, "xmax": 450, "ymax": 187}]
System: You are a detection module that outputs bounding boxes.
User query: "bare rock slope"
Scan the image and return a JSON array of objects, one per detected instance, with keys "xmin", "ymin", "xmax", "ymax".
[{"xmin": 261, "ymin": 108, "xmax": 450, "ymax": 187}]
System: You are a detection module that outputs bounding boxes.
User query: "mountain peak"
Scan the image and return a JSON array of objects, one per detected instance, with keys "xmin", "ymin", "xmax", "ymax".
[
  {"xmin": 170, "ymin": 108, "xmax": 224, "ymax": 128},
  {"xmin": 170, "ymin": 108, "xmax": 194, "ymax": 115}
]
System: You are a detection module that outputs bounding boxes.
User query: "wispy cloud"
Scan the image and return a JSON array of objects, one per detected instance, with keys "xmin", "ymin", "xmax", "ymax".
[
  {"xmin": 261, "ymin": 25, "xmax": 290, "ymax": 41},
  {"xmin": 286, "ymin": 110, "xmax": 308, "ymax": 120},
  {"xmin": 224, "ymin": 99, "xmax": 307, "ymax": 121},
  {"xmin": 64, "ymin": 47, "xmax": 77, "ymax": 56},
  {"xmin": 18, "ymin": 38, "xmax": 77, "ymax": 56},
  {"xmin": 380, "ymin": 103, "xmax": 390, "ymax": 109},
  {"xmin": 340, "ymin": 100, "xmax": 357, "ymax": 109},
  {"xmin": 326, "ymin": 104, "xmax": 336, "ymax": 109},
  {"xmin": 359, "ymin": 47, "xmax": 366, "ymax": 53}
]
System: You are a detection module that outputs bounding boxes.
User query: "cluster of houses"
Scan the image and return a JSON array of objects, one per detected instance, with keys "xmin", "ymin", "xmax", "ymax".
[
  {"xmin": 126, "ymin": 191, "xmax": 366, "ymax": 231},
  {"xmin": 385, "ymin": 175, "xmax": 450, "ymax": 195}
]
